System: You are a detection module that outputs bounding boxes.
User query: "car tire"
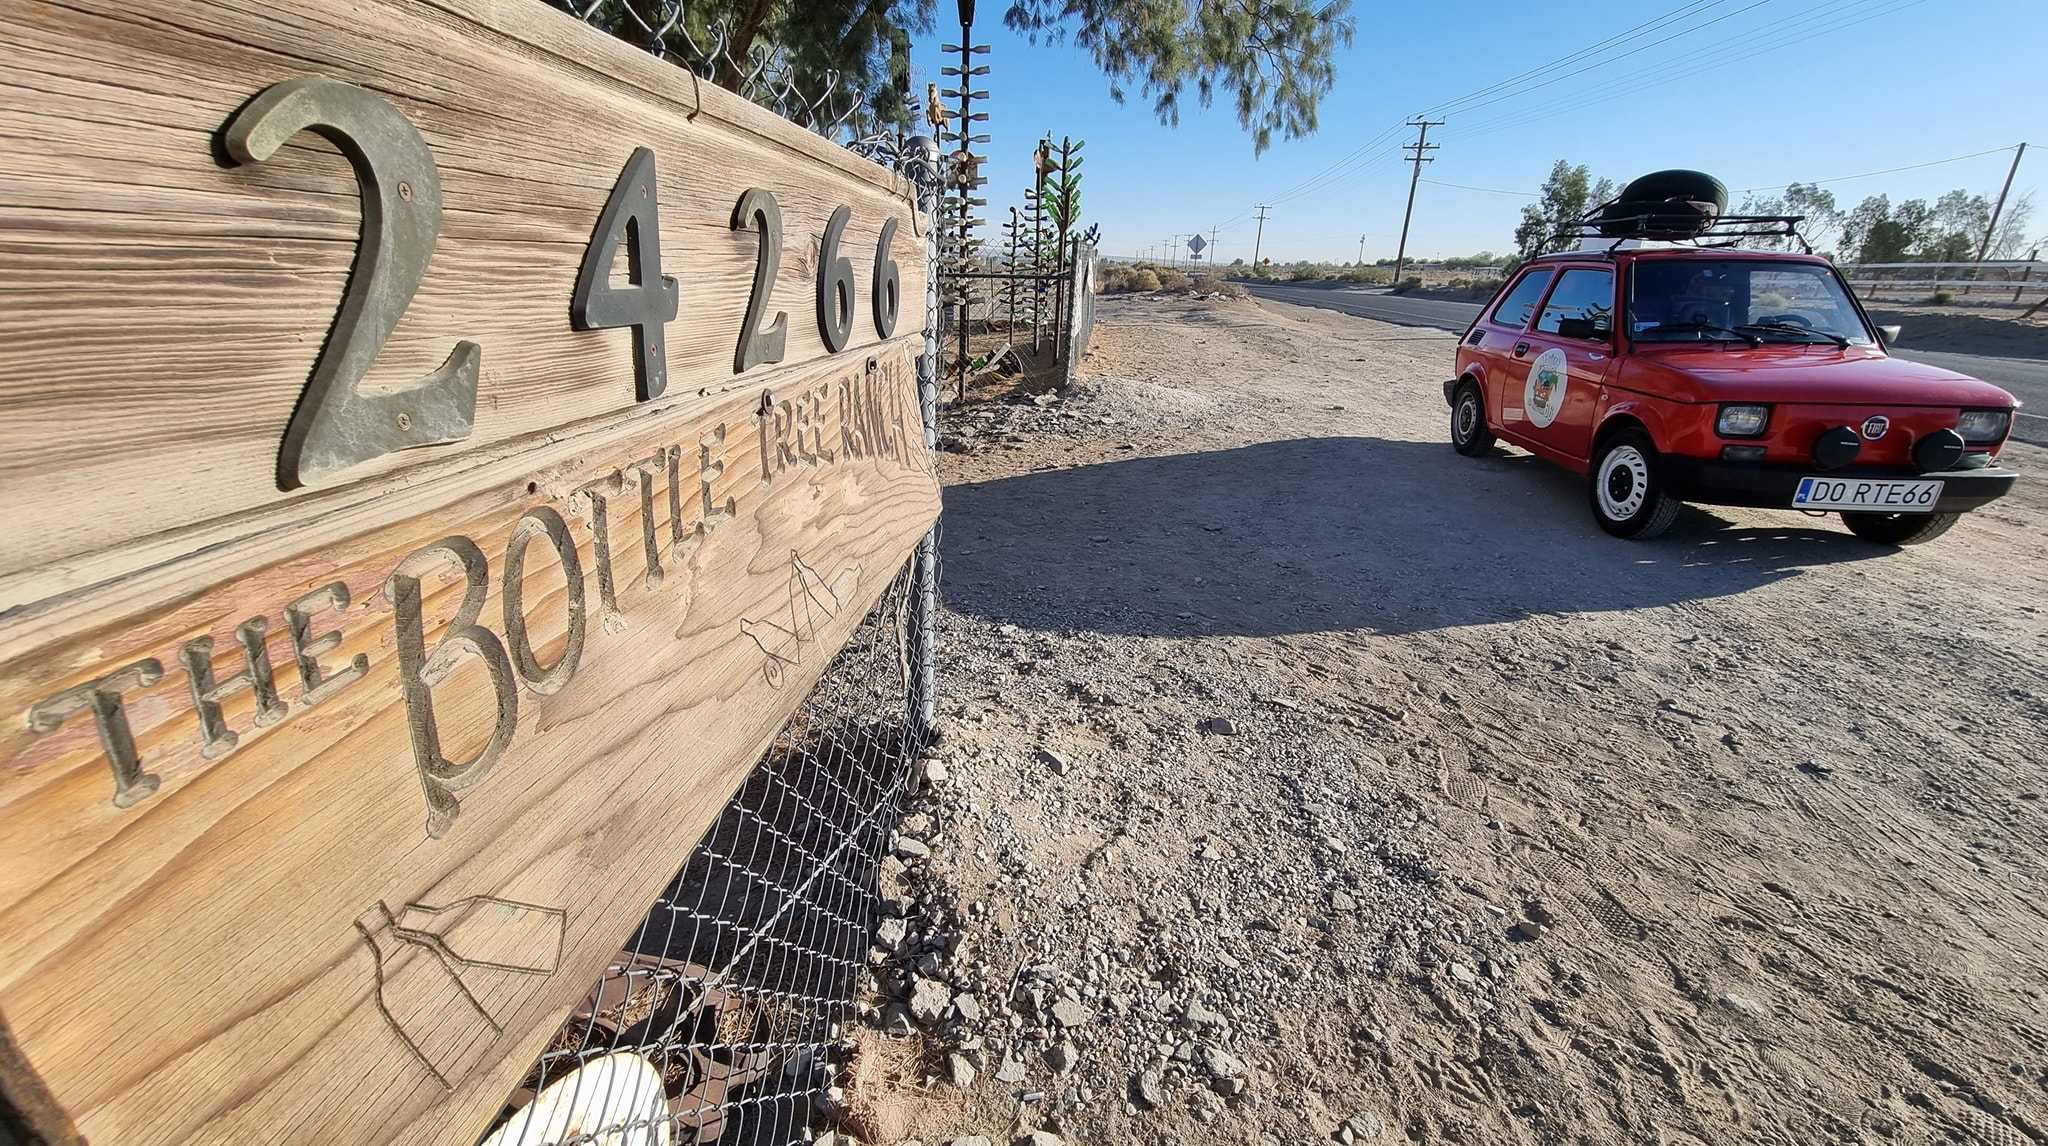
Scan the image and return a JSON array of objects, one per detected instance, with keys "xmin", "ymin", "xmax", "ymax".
[
  {"xmin": 1840, "ymin": 511, "xmax": 1959, "ymax": 546},
  {"xmin": 1589, "ymin": 429, "xmax": 1681, "ymax": 539},
  {"xmin": 1450, "ymin": 381, "xmax": 1495, "ymax": 457}
]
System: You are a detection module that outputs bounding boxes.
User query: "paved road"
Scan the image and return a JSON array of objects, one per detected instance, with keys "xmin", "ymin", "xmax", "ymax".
[{"xmin": 1244, "ymin": 282, "xmax": 2048, "ymax": 447}]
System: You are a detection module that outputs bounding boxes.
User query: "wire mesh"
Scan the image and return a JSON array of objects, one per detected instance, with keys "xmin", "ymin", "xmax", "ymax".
[
  {"xmin": 473, "ymin": 20, "xmax": 945, "ymax": 1145},
  {"xmin": 476, "ymin": 563, "xmax": 931, "ymax": 1146},
  {"xmin": 553, "ymin": 0, "xmax": 869, "ymax": 138}
]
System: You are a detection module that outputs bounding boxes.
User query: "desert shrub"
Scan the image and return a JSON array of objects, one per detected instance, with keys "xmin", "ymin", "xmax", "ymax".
[
  {"xmin": 1339, "ymin": 267, "xmax": 1389, "ymax": 285},
  {"xmin": 1392, "ymin": 276, "xmax": 1424, "ymax": 294},
  {"xmin": 1156, "ymin": 268, "xmax": 1193, "ymax": 292},
  {"xmin": 1125, "ymin": 268, "xmax": 1161, "ymax": 292},
  {"xmin": 1448, "ymin": 277, "xmax": 1473, "ymax": 290},
  {"xmin": 1930, "ymin": 290, "xmax": 1955, "ymax": 305},
  {"xmin": 1191, "ymin": 273, "xmax": 1248, "ymax": 298}
]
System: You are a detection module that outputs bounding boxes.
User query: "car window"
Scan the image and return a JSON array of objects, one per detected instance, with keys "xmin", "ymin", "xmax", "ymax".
[
  {"xmin": 1491, "ymin": 269, "xmax": 1553, "ymax": 329},
  {"xmin": 1743, "ymin": 268, "xmax": 1869, "ymax": 339},
  {"xmin": 1629, "ymin": 259, "xmax": 1874, "ymax": 345},
  {"xmin": 1535, "ymin": 268, "xmax": 1615, "ymax": 339}
]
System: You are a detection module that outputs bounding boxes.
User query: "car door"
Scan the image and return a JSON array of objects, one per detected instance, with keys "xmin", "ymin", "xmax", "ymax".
[
  {"xmin": 1509, "ymin": 264, "xmax": 1616, "ymax": 464},
  {"xmin": 1469, "ymin": 265, "xmax": 1554, "ymax": 425}
]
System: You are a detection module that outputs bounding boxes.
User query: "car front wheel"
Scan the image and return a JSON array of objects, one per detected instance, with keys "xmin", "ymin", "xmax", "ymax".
[
  {"xmin": 1590, "ymin": 429, "xmax": 1681, "ymax": 539},
  {"xmin": 1450, "ymin": 381, "xmax": 1495, "ymax": 457},
  {"xmin": 1840, "ymin": 511, "xmax": 1959, "ymax": 546}
]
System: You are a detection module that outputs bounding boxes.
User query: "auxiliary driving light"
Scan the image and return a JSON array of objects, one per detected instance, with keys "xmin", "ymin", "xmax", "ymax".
[
  {"xmin": 1813, "ymin": 426, "xmax": 1863, "ymax": 469},
  {"xmin": 1957, "ymin": 409, "xmax": 2012, "ymax": 444},
  {"xmin": 1913, "ymin": 428, "xmax": 1966, "ymax": 473},
  {"xmin": 1716, "ymin": 404, "xmax": 1769, "ymax": 438}
]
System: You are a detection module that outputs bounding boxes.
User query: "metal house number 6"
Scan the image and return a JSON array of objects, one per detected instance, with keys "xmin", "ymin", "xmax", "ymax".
[{"xmin": 225, "ymin": 77, "xmax": 480, "ymax": 490}]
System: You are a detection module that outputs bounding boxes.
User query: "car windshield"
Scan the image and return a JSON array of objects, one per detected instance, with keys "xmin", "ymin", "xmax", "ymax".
[{"xmin": 1629, "ymin": 259, "xmax": 1874, "ymax": 346}]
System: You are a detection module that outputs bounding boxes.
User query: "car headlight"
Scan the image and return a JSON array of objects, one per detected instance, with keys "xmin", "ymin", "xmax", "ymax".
[
  {"xmin": 1716, "ymin": 404, "xmax": 1769, "ymax": 438},
  {"xmin": 1957, "ymin": 409, "xmax": 2011, "ymax": 444}
]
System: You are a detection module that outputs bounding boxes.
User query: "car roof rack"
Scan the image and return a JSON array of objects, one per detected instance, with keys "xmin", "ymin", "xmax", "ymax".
[{"xmin": 1551, "ymin": 204, "xmax": 1814, "ymax": 255}]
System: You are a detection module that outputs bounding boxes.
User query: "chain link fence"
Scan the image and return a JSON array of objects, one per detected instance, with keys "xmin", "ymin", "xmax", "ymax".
[
  {"xmin": 553, "ymin": 1, "xmax": 876, "ymax": 138},
  {"xmin": 483, "ymin": 13, "xmax": 944, "ymax": 1146},
  {"xmin": 476, "ymin": 567, "xmax": 930, "ymax": 1146}
]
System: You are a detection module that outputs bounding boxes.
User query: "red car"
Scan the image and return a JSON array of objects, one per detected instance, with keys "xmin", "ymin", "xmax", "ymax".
[{"xmin": 1446, "ymin": 241, "xmax": 2020, "ymax": 544}]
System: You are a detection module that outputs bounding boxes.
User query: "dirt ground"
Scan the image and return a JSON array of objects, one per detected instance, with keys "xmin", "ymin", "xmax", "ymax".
[
  {"xmin": 853, "ymin": 293, "xmax": 2048, "ymax": 1146},
  {"xmin": 1862, "ymin": 303, "xmax": 2048, "ymax": 359}
]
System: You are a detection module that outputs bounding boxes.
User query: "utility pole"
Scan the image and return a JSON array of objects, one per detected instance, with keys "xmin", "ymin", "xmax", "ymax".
[
  {"xmin": 1391, "ymin": 118, "xmax": 1442, "ymax": 289},
  {"xmin": 1210, "ymin": 227, "xmax": 1219, "ymax": 268},
  {"xmin": 1166, "ymin": 234, "xmax": 1179, "ymax": 269},
  {"xmin": 1251, "ymin": 205, "xmax": 1271, "ymax": 271},
  {"xmin": 1976, "ymin": 142, "xmax": 2027, "ymax": 264},
  {"xmin": 1357, "ymin": 234, "xmax": 1367, "ymax": 266}
]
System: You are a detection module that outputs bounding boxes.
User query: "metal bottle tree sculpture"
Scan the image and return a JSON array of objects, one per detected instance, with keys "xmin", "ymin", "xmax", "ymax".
[
  {"xmin": 937, "ymin": 0, "xmax": 990, "ymax": 398},
  {"xmin": 1022, "ymin": 182, "xmax": 1047, "ymax": 351},
  {"xmin": 1002, "ymin": 205, "xmax": 1027, "ymax": 336},
  {"xmin": 1043, "ymin": 135, "xmax": 1084, "ymax": 354}
]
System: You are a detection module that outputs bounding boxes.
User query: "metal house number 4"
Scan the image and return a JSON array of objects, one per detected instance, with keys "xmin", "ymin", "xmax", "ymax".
[{"xmin": 224, "ymin": 77, "xmax": 481, "ymax": 491}]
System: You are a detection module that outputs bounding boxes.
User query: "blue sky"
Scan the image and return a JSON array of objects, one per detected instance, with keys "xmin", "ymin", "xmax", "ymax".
[{"xmin": 910, "ymin": 0, "xmax": 2045, "ymax": 265}]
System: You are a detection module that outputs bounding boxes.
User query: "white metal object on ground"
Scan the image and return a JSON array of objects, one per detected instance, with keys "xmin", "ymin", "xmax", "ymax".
[{"xmin": 480, "ymin": 1052, "xmax": 671, "ymax": 1146}]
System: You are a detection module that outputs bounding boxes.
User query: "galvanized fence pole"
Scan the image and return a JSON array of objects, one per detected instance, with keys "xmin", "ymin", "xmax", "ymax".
[{"xmin": 905, "ymin": 139, "xmax": 942, "ymax": 744}]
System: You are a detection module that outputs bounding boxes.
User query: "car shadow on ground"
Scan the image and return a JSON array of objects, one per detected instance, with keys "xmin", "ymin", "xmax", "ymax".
[{"xmin": 941, "ymin": 437, "xmax": 1890, "ymax": 638}]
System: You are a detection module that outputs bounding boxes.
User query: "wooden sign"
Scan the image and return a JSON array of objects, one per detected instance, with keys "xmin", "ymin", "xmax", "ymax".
[{"xmin": 0, "ymin": 0, "xmax": 938, "ymax": 1142}]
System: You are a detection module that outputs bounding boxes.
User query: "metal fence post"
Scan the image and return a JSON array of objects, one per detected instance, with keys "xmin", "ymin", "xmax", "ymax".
[{"xmin": 904, "ymin": 138, "xmax": 942, "ymax": 745}]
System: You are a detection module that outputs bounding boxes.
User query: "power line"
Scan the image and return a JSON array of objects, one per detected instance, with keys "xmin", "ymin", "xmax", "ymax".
[
  {"xmin": 1737, "ymin": 145, "xmax": 2023, "ymax": 193},
  {"xmin": 1442, "ymin": 0, "xmax": 1878, "ymax": 138},
  {"xmin": 1448, "ymin": 0, "xmax": 1929, "ymax": 142},
  {"xmin": 1421, "ymin": 178, "xmax": 1536, "ymax": 198},
  {"xmin": 1417, "ymin": 0, "xmax": 1738, "ymax": 119},
  {"xmin": 1435, "ymin": 0, "xmax": 1773, "ymax": 122},
  {"xmin": 1205, "ymin": 2, "xmax": 1746, "ymax": 233},
  {"xmin": 1224, "ymin": 0, "xmax": 1778, "ymax": 225}
]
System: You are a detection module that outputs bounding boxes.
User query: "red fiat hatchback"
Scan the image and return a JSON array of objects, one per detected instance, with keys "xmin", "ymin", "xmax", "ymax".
[{"xmin": 1446, "ymin": 244, "xmax": 2020, "ymax": 544}]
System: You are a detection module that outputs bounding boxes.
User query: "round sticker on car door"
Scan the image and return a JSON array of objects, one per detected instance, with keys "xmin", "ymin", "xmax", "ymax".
[{"xmin": 1524, "ymin": 347, "xmax": 1569, "ymax": 428}]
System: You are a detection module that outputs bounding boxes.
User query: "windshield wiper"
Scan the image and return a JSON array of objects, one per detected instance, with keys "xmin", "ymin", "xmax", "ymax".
[
  {"xmin": 1738, "ymin": 321, "xmax": 1849, "ymax": 349},
  {"xmin": 1634, "ymin": 321, "xmax": 1759, "ymax": 346}
]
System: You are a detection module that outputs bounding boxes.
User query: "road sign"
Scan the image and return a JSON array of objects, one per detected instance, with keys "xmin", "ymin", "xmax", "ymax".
[{"xmin": 1187, "ymin": 234, "xmax": 1207, "ymax": 256}]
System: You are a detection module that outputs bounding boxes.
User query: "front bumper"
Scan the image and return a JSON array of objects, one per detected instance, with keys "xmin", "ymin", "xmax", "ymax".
[{"xmin": 1661, "ymin": 458, "xmax": 2018, "ymax": 513}]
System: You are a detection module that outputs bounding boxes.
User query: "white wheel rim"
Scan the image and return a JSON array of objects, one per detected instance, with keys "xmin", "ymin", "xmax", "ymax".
[
  {"xmin": 1455, "ymin": 394, "xmax": 1479, "ymax": 442},
  {"xmin": 1599, "ymin": 446, "xmax": 1650, "ymax": 520}
]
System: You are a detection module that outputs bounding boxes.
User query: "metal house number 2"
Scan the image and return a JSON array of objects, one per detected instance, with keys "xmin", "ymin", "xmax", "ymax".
[
  {"xmin": 223, "ymin": 75, "xmax": 904, "ymax": 491},
  {"xmin": 224, "ymin": 77, "xmax": 481, "ymax": 491}
]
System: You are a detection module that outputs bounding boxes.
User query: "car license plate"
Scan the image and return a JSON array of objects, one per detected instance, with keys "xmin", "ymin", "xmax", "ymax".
[{"xmin": 1792, "ymin": 476, "xmax": 1944, "ymax": 512}]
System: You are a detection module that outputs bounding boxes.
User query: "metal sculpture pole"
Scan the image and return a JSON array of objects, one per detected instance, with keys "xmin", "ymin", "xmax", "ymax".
[
  {"xmin": 938, "ymin": 1, "xmax": 989, "ymax": 400},
  {"xmin": 1004, "ymin": 205, "xmax": 1023, "ymax": 336},
  {"xmin": 1024, "ymin": 185, "xmax": 1045, "ymax": 352},
  {"xmin": 1048, "ymin": 136, "xmax": 1082, "ymax": 361},
  {"xmin": 904, "ymin": 134, "xmax": 944, "ymax": 743}
]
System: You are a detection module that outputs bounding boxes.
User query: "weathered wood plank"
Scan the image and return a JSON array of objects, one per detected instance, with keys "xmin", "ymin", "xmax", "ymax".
[
  {"xmin": 1, "ymin": 345, "xmax": 938, "ymax": 1144},
  {"xmin": 0, "ymin": 0, "xmax": 941, "ymax": 1140},
  {"xmin": 0, "ymin": 0, "xmax": 929, "ymax": 597}
]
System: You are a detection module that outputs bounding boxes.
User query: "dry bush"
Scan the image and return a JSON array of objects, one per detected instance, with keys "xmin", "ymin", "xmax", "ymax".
[
  {"xmin": 1191, "ymin": 273, "xmax": 1248, "ymax": 298},
  {"xmin": 1155, "ymin": 268, "xmax": 1193, "ymax": 292},
  {"xmin": 1103, "ymin": 265, "xmax": 1161, "ymax": 293}
]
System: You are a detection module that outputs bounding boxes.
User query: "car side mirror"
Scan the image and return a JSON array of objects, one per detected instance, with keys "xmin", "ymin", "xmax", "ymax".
[{"xmin": 1878, "ymin": 324, "xmax": 1902, "ymax": 344}]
